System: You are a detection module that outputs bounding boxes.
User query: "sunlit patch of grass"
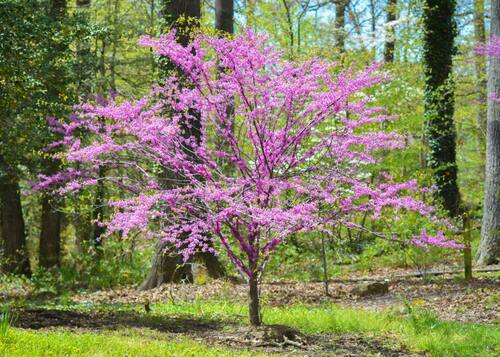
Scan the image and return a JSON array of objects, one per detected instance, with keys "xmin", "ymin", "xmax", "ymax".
[{"xmin": 0, "ymin": 328, "xmax": 271, "ymax": 357}]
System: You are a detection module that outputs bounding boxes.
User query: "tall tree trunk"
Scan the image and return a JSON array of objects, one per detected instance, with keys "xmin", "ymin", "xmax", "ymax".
[
  {"xmin": 73, "ymin": 0, "xmax": 94, "ymax": 251},
  {"xmin": 369, "ymin": 0, "xmax": 376, "ymax": 58},
  {"xmin": 38, "ymin": 0, "xmax": 67, "ymax": 270},
  {"xmin": 92, "ymin": 28, "xmax": 107, "ymax": 250},
  {"xmin": 477, "ymin": 0, "xmax": 500, "ymax": 265},
  {"xmin": 92, "ymin": 166, "xmax": 106, "ymax": 247},
  {"xmin": 39, "ymin": 195, "xmax": 61, "ymax": 269},
  {"xmin": 76, "ymin": 0, "xmax": 93, "ymax": 95},
  {"xmin": 473, "ymin": 0, "xmax": 487, "ymax": 166},
  {"xmin": 422, "ymin": 0, "xmax": 461, "ymax": 217},
  {"xmin": 39, "ymin": 162, "xmax": 61, "ymax": 269},
  {"xmin": 109, "ymin": 0, "xmax": 120, "ymax": 92},
  {"xmin": 334, "ymin": 0, "xmax": 348, "ymax": 52},
  {"xmin": 0, "ymin": 172, "xmax": 31, "ymax": 276},
  {"xmin": 216, "ymin": 0, "xmax": 233, "ymax": 34},
  {"xmin": 281, "ymin": 0, "xmax": 294, "ymax": 56},
  {"xmin": 384, "ymin": 0, "xmax": 397, "ymax": 62},
  {"xmin": 141, "ymin": 0, "xmax": 225, "ymax": 289}
]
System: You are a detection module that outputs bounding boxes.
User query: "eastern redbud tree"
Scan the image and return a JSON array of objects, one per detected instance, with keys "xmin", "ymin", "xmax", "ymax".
[{"xmin": 38, "ymin": 30, "xmax": 460, "ymax": 326}]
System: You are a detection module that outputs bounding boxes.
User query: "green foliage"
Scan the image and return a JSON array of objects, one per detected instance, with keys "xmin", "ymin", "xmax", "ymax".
[
  {"xmin": 0, "ymin": 236, "xmax": 153, "ymax": 294},
  {"xmin": 0, "ymin": 307, "xmax": 11, "ymax": 339},
  {"xmin": 53, "ymin": 237, "xmax": 152, "ymax": 291}
]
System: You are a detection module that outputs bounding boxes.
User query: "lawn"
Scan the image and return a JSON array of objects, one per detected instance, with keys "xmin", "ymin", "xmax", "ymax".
[{"xmin": 1, "ymin": 297, "xmax": 499, "ymax": 356}]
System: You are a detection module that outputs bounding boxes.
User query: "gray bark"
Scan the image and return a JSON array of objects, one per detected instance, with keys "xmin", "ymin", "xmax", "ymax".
[
  {"xmin": 477, "ymin": 0, "xmax": 500, "ymax": 265},
  {"xmin": 384, "ymin": 0, "xmax": 397, "ymax": 62},
  {"xmin": 140, "ymin": 240, "xmax": 193, "ymax": 290},
  {"xmin": 474, "ymin": 0, "xmax": 487, "ymax": 170},
  {"xmin": 215, "ymin": 0, "xmax": 233, "ymax": 34},
  {"xmin": 334, "ymin": 0, "xmax": 348, "ymax": 52}
]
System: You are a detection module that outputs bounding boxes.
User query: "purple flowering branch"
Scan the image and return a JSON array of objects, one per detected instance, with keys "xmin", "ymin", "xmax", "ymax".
[{"xmin": 35, "ymin": 29, "xmax": 461, "ymax": 287}]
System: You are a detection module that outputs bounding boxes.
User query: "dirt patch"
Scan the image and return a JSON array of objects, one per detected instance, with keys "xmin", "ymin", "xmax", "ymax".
[
  {"xmin": 196, "ymin": 325, "xmax": 416, "ymax": 356},
  {"xmin": 11, "ymin": 308, "xmax": 416, "ymax": 356}
]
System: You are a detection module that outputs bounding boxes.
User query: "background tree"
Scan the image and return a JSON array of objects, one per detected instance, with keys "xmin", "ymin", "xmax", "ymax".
[
  {"xmin": 422, "ymin": 0, "xmax": 461, "ymax": 217},
  {"xmin": 215, "ymin": 0, "xmax": 233, "ymax": 34},
  {"xmin": 0, "ymin": 0, "xmax": 52, "ymax": 276},
  {"xmin": 38, "ymin": 0, "xmax": 69, "ymax": 269},
  {"xmin": 473, "ymin": 0, "xmax": 487, "ymax": 168},
  {"xmin": 477, "ymin": 1, "xmax": 500, "ymax": 265},
  {"xmin": 384, "ymin": 0, "xmax": 397, "ymax": 62},
  {"xmin": 141, "ymin": 0, "xmax": 225, "ymax": 289},
  {"xmin": 334, "ymin": 0, "xmax": 348, "ymax": 52}
]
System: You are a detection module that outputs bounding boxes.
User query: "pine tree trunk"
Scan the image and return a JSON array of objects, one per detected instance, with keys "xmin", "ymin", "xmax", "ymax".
[
  {"xmin": 422, "ymin": 0, "xmax": 461, "ymax": 217},
  {"xmin": 0, "ymin": 173, "xmax": 31, "ymax": 276},
  {"xmin": 477, "ymin": 0, "xmax": 500, "ymax": 266}
]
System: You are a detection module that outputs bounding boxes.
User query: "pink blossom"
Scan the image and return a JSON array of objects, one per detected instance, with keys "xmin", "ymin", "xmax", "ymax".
[{"xmin": 38, "ymin": 30, "xmax": 459, "ymax": 282}]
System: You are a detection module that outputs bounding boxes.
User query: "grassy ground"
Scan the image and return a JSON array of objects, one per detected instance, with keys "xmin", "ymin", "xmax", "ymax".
[
  {"xmin": 1, "ymin": 299, "xmax": 499, "ymax": 356},
  {"xmin": 0, "ymin": 329, "xmax": 266, "ymax": 357}
]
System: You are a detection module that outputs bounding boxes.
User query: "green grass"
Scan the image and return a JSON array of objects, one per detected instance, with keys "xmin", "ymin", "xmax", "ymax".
[
  {"xmin": 1, "ymin": 300, "xmax": 499, "ymax": 356},
  {"xmin": 0, "ymin": 329, "xmax": 270, "ymax": 357}
]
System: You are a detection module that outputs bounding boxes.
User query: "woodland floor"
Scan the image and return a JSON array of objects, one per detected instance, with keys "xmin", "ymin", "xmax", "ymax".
[
  {"xmin": 70, "ymin": 266, "xmax": 500, "ymax": 324},
  {"xmin": 2, "ymin": 266, "xmax": 499, "ymax": 356}
]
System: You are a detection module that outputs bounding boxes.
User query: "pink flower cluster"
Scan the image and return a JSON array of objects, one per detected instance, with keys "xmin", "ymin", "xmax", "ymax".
[{"xmin": 37, "ymin": 29, "xmax": 460, "ymax": 281}]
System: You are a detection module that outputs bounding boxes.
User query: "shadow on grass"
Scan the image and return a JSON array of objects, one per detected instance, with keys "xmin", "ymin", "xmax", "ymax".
[
  {"xmin": 11, "ymin": 307, "xmax": 223, "ymax": 334},
  {"xmin": 8, "ymin": 306, "xmax": 421, "ymax": 356}
]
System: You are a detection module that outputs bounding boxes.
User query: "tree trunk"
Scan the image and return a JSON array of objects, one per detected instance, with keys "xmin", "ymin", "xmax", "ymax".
[
  {"xmin": 249, "ymin": 275, "xmax": 261, "ymax": 326},
  {"xmin": 477, "ymin": 0, "xmax": 500, "ymax": 266},
  {"xmin": 384, "ymin": 0, "xmax": 397, "ymax": 62},
  {"xmin": 334, "ymin": 0, "xmax": 348, "ymax": 52},
  {"xmin": 422, "ymin": 0, "xmax": 461, "ymax": 217},
  {"xmin": 39, "ymin": 195, "xmax": 61, "ymax": 269},
  {"xmin": 473, "ymin": 0, "xmax": 487, "ymax": 166},
  {"xmin": 140, "ymin": 240, "xmax": 193, "ymax": 289},
  {"xmin": 141, "ymin": 0, "xmax": 226, "ymax": 289},
  {"xmin": 215, "ymin": 0, "xmax": 233, "ymax": 34},
  {"xmin": 93, "ymin": 166, "xmax": 106, "ymax": 247},
  {"xmin": 38, "ymin": 0, "xmax": 67, "ymax": 270},
  {"xmin": 76, "ymin": 0, "xmax": 93, "ymax": 95},
  {"xmin": 0, "ymin": 173, "xmax": 31, "ymax": 276},
  {"xmin": 199, "ymin": 250, "xmax": 226, "ymax": 278}
]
